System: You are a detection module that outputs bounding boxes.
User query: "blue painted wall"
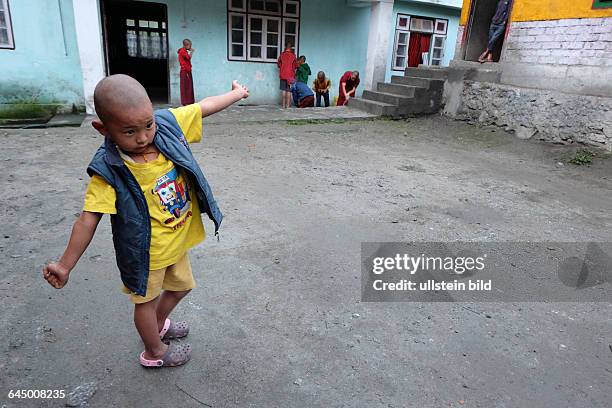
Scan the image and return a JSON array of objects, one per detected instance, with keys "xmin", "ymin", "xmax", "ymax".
[
  {"xmin": 0, "ymin": 0, "xmax": 84, "ymax": 110},
  {"xmin": 385, "ymin": 0, "xmax": 460, "ymax": 81},
  {"xmin": 159, "ymin": 0, "xmax": 371, "ymax": 105}
]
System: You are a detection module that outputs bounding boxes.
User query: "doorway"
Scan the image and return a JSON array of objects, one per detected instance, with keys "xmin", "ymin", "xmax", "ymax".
[
  {"xmin": 101, "ymin": 0, "xmax": 169, "ymax": 103},
  {"xmin": 463, "ymin": 0, "xmax": 511, "ymax": 62}
]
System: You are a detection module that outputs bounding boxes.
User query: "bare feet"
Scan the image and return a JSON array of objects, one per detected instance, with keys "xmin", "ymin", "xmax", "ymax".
[
  {"xmin": 143, "ymin": 342, "xmax": 169, "ymax": 360},
  {"xmin": 478, "ymin": 50, "xmax": 489, "ymax": 63}
]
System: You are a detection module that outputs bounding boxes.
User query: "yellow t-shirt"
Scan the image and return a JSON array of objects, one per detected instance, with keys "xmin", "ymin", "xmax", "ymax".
[{"xmin": 83, "ymin": 104, "xmax": 206, "ymax": 269}]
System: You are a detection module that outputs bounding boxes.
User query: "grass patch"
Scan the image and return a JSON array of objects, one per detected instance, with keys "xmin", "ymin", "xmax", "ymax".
[
  {"xmin": 568, "ymin": 149, "xmax": 595, "ymax": 166},
  {"xmin": 0, "ymin": 103, "xmax": 59, "ymax": 120}
]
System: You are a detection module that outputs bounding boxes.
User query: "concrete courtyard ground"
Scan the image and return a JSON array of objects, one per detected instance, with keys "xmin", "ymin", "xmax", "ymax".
[{"xmin": 1, "ymin": 112, "xmax": 611, "ymax": 407}]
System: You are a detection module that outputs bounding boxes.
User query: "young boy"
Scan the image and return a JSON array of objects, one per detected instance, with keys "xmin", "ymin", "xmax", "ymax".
[
  {"xmin": 42, "ymin": 74, "xmax": 249, "ymax": 368},
  {"xmin": 277, "ymin": 43, "xmax": 298, "ymax": 109},
  {"xmin": 178, "ymin": 39, "xmax": 195, "ymax": 105},
  {"xmin": 290, "ymin": 80, "xmax": 315, "ymax": 108},
  {"xmin": 295, "ymin": 55, "xmax": 311, "ymax": 84}
]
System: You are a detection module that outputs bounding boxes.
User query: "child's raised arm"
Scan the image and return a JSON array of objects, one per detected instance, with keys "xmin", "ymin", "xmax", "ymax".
[
  {"xmin": 199, "ymin": 80, "xmax": 249, "ymax": 118},
  {"xmin": 43, "ymin": 211, "xmax": 102, "ymax": 289}
]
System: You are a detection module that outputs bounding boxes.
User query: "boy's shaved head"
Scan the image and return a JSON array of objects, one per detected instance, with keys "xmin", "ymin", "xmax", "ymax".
[{"xmin": 93, "ymin": 74, "xmax": 151, "ymax": 122}]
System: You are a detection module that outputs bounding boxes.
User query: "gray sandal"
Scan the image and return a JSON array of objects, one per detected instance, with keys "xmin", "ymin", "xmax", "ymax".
[
  {"xmin": 140, "ymin": 342, "xmax": 192, "ymax": 367},
  {"xmin": 159, "ymin": 318, "xmax": 189, "ymax": 340}
]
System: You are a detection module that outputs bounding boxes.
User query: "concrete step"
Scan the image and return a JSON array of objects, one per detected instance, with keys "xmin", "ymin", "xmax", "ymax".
[
  {"xmin": 362, "ymin": 90, "xmax": 413, "ymax": 106},
  {"xmin": 377, "ymin": 82, "xmax": 417, "ymax": 97},
  {"xmin": 391, "ymin": 75, "xmax": 445, "ymax": 90},
  {"xmin": 347, "ymin": 98, "xmax": 398, "ymax": 116},
  {"xmin": 404, "ymin": 66, "xmax": 449, "ymax": 80}
]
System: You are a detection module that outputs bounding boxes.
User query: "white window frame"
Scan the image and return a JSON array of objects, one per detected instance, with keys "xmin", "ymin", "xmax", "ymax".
[
  {"xmin": 409, "ymin": 17, "xmax": 434, "ymax": 33},
  {"xmin": 396, "ymin": 14, "xmax": 410, "ymax": 30},
  {"xmin": 0, "ymin": 0, "xmax": 15, "ymax": 50},
  {"xmin": 228, "ymin": 0, "xmax": 300, "ymax": 63},
  {"xmin": 283, "ymin": 0, "xmax": 300, "ymax": 17},
  {"xmin": 430, "ymin": 34, "xmax": 446, "ymax": 66},
  {"xmin": 228, "ymin": 12, "xmax": 247, "ymax": 60},
  {"xmin": 229, "ymin": 0, "xmax": 247, "ymax": 12},
  {"xmin": 248, "ymin": 0, "xmax": 282, "ymax": 16},
  {"xmin": 282, "ymin": 17, "xmax": 299, "ymax": 54},
  {"xmin": 434, "ymin": 18, "xmax": 448, "ymax": 35},
  {"xmin": 248, "ymin": 15, "xmax": 281, "ymax": 62},
  {"xmin": 392, "ymin": 30, "xmax": 410, "ymax": 71}
]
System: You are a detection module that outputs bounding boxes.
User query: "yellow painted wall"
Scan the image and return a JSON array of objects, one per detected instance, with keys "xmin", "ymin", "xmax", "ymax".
[
  {"xmin": 460, "ymin": 0, "xmax": 470, "ymax": 25},
  {"xmin": 460, "ymin": 0, "xmax": 612, "ymax": 25}
]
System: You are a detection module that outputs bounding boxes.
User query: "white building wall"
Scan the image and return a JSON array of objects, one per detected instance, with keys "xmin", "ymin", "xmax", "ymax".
[
  {"xmin": 364, "ymin": 0, "xmax": 395, "ymax": 90},
  {"xmin": 72, "ymin": 0, "xmax": 106, "ymax": 114}
]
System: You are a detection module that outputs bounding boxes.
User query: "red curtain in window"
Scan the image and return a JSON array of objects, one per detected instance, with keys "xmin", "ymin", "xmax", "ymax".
[{"xmin": 408, "ymin": 33, "xmax": 432, "ymax": 67}]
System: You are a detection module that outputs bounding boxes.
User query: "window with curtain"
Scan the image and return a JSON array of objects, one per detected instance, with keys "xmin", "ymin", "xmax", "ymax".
[
  {"xmin": 228, "ymin": 0, "xmax": 300, "ymax": 62},
  {"xmin": 126, "ymin": 18, "xmax": 168, "ymax": 59},
  {"xmin": 392, "ymin": 14, "xmax": 448, "ymax": 70}
]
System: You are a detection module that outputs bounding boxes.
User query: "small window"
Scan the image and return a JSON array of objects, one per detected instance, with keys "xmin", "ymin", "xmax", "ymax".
[
  {"xmin": 126, "ymin": 16, "xmax": 168, "ymax": 59},
  {"xmin": 229, "ymin": 13, "xmax": 247, "ymax": 60},
  {"xmin": 249, "ymin": 0, "xmax": 281, "ymax": 15},
  {"xmin": 396, "ymin": 15, "xmax": 409, "ymax": 29},
  {"xmin": 430, "ymin": 35, "xmax": 446, "ymax": 66},
  {"xmin": 0, "ymin": 0, "xmax": 15, "ymax": 49},
  {"xmin": 410, "ymin": 18, "xmax": 434, "ymax": 33},
  {"xmin": 230, "ymin": 0, "xmax": 246, "ymax": 11},
  {"xmin": 283, "ymin": 18, "xmax": 298, "ymax": 50},
  {"xmin": 434, "ymin": 19, "xmax": 448, "ymax": 35},
  {"xmin": 284, "ymin": 0, "xmax": 299, "ymax": 17},
  {"xmin": 248, "ymin": 15, "xmax": 280, "ymax": 61},
  {"xmin": 392, "ymin": 30, "xmax": 410, "ymax": 70}
]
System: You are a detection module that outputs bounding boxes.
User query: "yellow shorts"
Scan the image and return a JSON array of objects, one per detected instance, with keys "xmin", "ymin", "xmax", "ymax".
[{"xmin": 122, "ymin": 253, "xmax": 196, "ymax": 304}]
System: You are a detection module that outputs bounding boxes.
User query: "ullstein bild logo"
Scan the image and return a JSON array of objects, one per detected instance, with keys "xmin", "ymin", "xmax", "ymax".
[{"xmin": 361, "ymin": 242, "xmax": 612, "ymax": 302}]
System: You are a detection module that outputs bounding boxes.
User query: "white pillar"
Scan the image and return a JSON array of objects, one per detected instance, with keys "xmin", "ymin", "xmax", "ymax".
[
  {"xmin": 364, "ymin": 0, "xmax": 394, "ymax": 91},
  {"xmin": 73, "ymin": 0, "xmax": 106, "ymax": 114}
]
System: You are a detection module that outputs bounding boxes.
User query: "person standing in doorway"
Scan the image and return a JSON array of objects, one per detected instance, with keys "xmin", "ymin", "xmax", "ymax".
[
  {"xmin": 478, "ymin": 0, "xmax": 512, "ymax": 63},
  {"xmin": 277, "ymin": 43, "xmax": 298, "ymax": 109},
  {"xmin": 178, "ymin": 39, "xmax": 195, "ymax": 105}
]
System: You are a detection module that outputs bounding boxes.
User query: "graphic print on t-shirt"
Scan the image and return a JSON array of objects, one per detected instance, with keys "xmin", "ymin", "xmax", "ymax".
[{"xmin": 153, "ymin": 167, "xmax": 191, "ymax": 223}]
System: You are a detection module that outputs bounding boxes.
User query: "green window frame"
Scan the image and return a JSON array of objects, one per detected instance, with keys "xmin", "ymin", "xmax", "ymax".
[{"xmin": 592, "ymin": 0, "xmax": 612, "ymax": 9}]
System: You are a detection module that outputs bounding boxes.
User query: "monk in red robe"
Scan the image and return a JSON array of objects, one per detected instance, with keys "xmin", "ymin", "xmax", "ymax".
[
  {"xmin": 178, "ymin": 39, "xmax": 195, "ymax": 106},
  {"xmin": 336, "ymin": 71, "xmax": 360, "ymax": 106}
]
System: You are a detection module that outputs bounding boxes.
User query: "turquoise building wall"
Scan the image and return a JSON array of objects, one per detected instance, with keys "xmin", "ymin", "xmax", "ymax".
[
  {"xmin": 385, "ymin": 0, "xmax": 460, "ymax": 82},
  {"xmin": 160, "ymin": 0, "xmax": 371, "ymax": 105},
  {"xmin": 0, "ymin": 0, "xmax": 85, "ymax": 117}
]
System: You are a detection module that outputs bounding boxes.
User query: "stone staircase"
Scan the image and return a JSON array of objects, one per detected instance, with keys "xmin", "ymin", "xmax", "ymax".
[{"xmin": 348, "ymin": 67, "xmax": 448, "ymax": 117}]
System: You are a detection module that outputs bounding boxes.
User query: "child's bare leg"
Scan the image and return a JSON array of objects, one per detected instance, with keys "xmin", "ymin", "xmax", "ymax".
[
  {"xmin": 156, "ymin": 289, "xmax": 191, "ymax": 331},
  {"xmin": 478, "ymin": 49, "xmax": 489, "ymax": 62},
  {"xmin": 134, "ymin": 299, "xmax": 168, "ymax": 359}
]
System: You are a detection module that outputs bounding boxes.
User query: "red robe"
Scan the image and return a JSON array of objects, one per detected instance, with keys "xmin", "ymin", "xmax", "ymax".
[
  {"xmin": 336, "ymin": 71, "xmax": 360, "ymax": 106},
  {"xmin": 178, "ymin": 48, "xmax": 194, "ymax": 105}
]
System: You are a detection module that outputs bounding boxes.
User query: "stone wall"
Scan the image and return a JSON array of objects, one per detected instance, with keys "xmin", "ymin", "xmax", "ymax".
[
  {"xmin": 448, "ymin": 81, "xmax": 612, "ymax": 151},
  {"xmin": 502, "ymin": 17, "xmax": 612, "ymax": 66}
]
